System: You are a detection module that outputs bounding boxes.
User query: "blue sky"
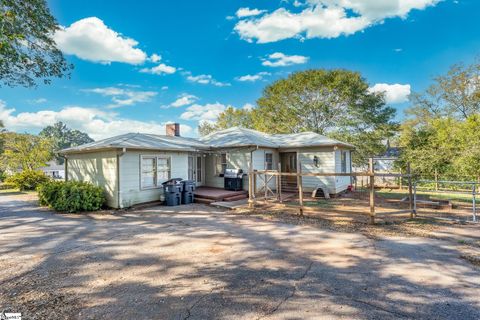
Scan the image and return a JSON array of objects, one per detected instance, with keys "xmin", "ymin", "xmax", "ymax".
[{"xmin": 1, "ymin": 0, "xmax": 479, "ymax": 139}]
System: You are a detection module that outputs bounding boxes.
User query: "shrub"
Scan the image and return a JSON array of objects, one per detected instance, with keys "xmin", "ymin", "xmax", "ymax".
[
  {"xmin": 38, "ymin": 180, "xmax": 105, "ymax": 213},
  {"xmin": 0, "ymin": 171, "xmax": 7, "ymax": 182},
  {"xmin": 5, "ymin": 170, "xmax": 50, "ymax": 191}
]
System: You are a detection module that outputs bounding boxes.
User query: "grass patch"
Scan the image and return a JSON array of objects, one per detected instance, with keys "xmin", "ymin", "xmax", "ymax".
[
  {"xmin": 375, "ymin": 188, "xmax": 474, "ymax": 204},
  {"xmin": 284, "ymin": 200, "xmax": 335, "ymax": 208}
]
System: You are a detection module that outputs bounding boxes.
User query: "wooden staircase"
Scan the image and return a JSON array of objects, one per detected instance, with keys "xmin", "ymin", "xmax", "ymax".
[{"xmin": 280, "ymin": 181, "xmax": 298, "ymax": 193}]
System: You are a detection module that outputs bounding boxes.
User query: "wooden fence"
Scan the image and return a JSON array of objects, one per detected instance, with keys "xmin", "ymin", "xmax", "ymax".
[{"xmin": 248, "ymin": 158, "xmax": 415, "ymax": 224}]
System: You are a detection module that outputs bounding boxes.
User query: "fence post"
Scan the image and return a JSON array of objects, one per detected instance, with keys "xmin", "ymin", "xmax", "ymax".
[
  {"xmin": 413, "ymin": 181, "xmax": 417, "ymax": 216},
  {"xmin": 297, "ymin": 153, "xmax": 304, "ymax": 216},
  {"xmin": 407, "ymin": 163, "xmax": 415, "ymax": 218},
  {"xmin": 248, "ymin": 172, "xmax": 254, "ymax": 209},
  {"xmin": 399, "ymin": 168, "xmax": 403, "ymax": 190},
  {"xmin": 434, "ymin": 168, "xmax": 439, "ymax": 191},
  {"xmin": 369, "ymin": 158, "xmax": 375, "ymax": 224},
  {"xmin": 473, "ymin": 184, "xmax": 477, "ymax": 222}
]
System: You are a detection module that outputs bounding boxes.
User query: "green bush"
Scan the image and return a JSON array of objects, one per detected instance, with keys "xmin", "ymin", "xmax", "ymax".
[
  {"xmin": 38, "ymin": 180, "xmax": 105, "ymax": 213},
  {"xmin": 0, "ymin": 171, "xmax": 7, "ymax": 182},
  {"xmin": 5, "ymin": 170, "xmax": 50, "ymax": 191}
]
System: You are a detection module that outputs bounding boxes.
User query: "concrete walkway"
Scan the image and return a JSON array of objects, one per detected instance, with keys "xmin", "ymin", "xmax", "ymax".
[{"xmin": 1, "ymin": 193, "xmax": 479, "ymax": 319}]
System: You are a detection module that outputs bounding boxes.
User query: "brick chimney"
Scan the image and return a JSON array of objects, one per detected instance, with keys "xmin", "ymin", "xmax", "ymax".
[{"xmin": 166, "ymin": 123, "xmax": 180, "ymax": 137}]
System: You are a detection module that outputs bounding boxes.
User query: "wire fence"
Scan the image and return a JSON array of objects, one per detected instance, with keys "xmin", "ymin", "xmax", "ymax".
[{"xmin": 247, "ymin": 157, "xmax": 478, "ymax": 224}]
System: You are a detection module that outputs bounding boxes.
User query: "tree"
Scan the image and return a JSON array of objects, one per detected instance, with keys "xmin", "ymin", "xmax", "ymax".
[
  {"xmin": 204, "ymin": 69, "xmax": 398, "ymax": 166},
  {"xmin": 408, "ymin": 58, "xmax": 480, "ymax": 121},
  {"xmin": 254, "ymin": 69, "xmax": 396, "ymax": 136},
  {"xmin": 39, "ymin": 122, "xmax": 94, "ymax": 164},
  {"xmin": 399, "ymin": 58, "xmax": 480, "ymax": 180},
  {"xmin": 0, "ymin": 0, "xmax": 72, "ymax": 87},
  {"xmin": 198, "ymin": 121, "xmax": 217, "ymax": 136},
  {"xmin": 198, "ymin": 107, "xmax": 254, "ymax": 136},
  {"xmin": 0, "ymin": 132, "xmax": 53, "ymax": 171}
]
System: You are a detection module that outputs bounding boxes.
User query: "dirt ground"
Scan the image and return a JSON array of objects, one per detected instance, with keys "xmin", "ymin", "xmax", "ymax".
[{"xmin": 1, "ymin": 192, "xmax": 480, "ymax": 319}]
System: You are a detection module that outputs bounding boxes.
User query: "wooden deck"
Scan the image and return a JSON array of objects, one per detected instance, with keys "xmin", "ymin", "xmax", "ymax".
[{"xmin": 194, "ymin": 187, "xmax": 248, "ymax": 204}]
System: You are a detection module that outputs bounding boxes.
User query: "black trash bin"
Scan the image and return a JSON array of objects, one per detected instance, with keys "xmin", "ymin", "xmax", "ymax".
[
  {"xmin": 181, "ymin": 180, "xmax": 196, "ymax": 192},
  {"xmin": 181, "ymin": 191, "xmax": 194, "ymax": 204},
  {"xmin": 162, "ymin": 178, "xmax": 183, "ymax": 206},
  {"xmin": 181, "ymin": 180, "xmax": 196, "ymax": 204}
]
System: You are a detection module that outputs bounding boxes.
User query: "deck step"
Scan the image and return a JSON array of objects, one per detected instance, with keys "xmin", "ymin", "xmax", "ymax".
[
  {"xmin": 223, "ymin": 194, "xmax": 248, "ymax": 202},
  {"xmin": 194, "ymin": 197, "xmax": 216, "ymax": 204}
]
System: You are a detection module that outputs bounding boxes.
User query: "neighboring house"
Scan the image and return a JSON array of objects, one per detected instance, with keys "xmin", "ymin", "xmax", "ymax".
[
  {"xmin": 374, "ymin": 147, "xmax": 401, "ymax": 172},
  {"xmin": 39, "ymin": 160, "xmax": 65, "ymax": 180},
  {"xmin": 60, "ymin": 124, "xmax": 354, "ymax": 208}
]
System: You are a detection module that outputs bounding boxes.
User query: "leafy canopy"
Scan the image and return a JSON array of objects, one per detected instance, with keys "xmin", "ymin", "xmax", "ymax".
[
  {"xmin": 0, "ymin": 0, "xmax": 72, "ymax": 87},
  {"xmin": 200, "ymin": 69, "xmax": 397, "ymax": 166},
  {"xmin": 198, "ymin": 106, "xmax": 254, "ymax": 136},
  {"xmin": 0, "ymin": 132, "xmax": 53, "ymax": 171},
  {"xmin": 399, "ymin": 58, "xmax": 480, "ymax": 180},
  {"xmin": 39, "ymin": 122, "xmax": 94, "ymax": 164}
]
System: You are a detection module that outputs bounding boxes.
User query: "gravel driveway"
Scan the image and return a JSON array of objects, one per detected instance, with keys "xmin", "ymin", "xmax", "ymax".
[{"xmin": 1, "ymin": 193, "xmax": 479, "ymax": 319}]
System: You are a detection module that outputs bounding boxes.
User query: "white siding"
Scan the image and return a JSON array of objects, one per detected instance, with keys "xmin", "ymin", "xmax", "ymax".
[
  {"xmin": 67, "ymin": 151, "xmax": 118, "ymax": 208},
  {"xmin": 119, "ymin": 150, "xmax": 189, "ymax": 208},
  {"xmin": 299, "ymin": 148, "xmax": 336, "ymax": 193}
]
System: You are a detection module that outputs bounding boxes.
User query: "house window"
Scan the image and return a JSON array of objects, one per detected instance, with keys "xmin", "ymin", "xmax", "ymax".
[
  {"xmin": 265, "ymin": 153, "xmax": 273, "ymax": 170},
  {"xmin": 141, "ymin": 156, "xmax": 171, "ymax": 189},
  {"xmin": 215, "ymin": 153, "xmax": 227, "ymax": 176},
  {"xmin": 156, "ymin": 157, "xmax": 171, "ymax": 184},
  {"xmin": 341, "ymin": 151, "xmax": 347, "ymax": 173}
]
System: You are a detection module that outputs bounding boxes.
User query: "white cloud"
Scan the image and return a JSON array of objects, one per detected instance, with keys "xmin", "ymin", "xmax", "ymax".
[
  {"xmin": 28, "ymin": 98, "xmax": 47, "ymax": 104},
  {"xmin": 236, "ymin": 72, "xmax": 270, "ymax": 82},
  {"xmin": 149, "ymin": 53, "xmax": 161, "ymax": 62},
  {"xmin": 262, "ymin": 52, "xmax": 309, "ymax": 67},
  {"xmin": 186, "ymin": 73, "xmax": 231, "ymax": 87},
  {"xmin": 83, "ymin": 86, "xmax": 157, "ymax": 108},
  {"xmin": 140, "ymin": 63, "xmax": 176, "ymax": 75},
  {"xmin": 54, "ymin": 17, "xmax": 147, "ymax": 64},
  {"xmin": 234, "ymin": 0, "xmax": 441, "ymax": 43},
  {"xmin": 236, "ymin": 7, "xmax": 267, "ymax": 18},
  {"xmin": 170, "ymin": 94, "xmax": 198, "ymax": 107},
  {"xmin": 369, "ymin": 83, "xmax": 411, "ymax": 104},
  {"xmin": 242, "ymin": 103, "xmax": 255, "ymax": 110},
  {"xmin": 180, "ymin": 103, "xmax": 227, "ymax": 122},
  {"xmin": 0, "ymin": 100, "xmax": 193, "ymax": 140}
]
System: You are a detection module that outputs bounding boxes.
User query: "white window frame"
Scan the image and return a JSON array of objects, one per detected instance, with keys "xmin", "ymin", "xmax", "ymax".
[
  {"xmin": 140, "ymin": 155, "xmax": 171, "ymax": 190},
  {"xmin": 214, "ymin": 153, "xmax": 227, "ymax": 176},
  {"xmin": 265, "ymin": 152, "xmax": 273, "ymax": 170},
  {"xmin": 341, "ymin": 151, "xmax": 347, "ymax": 173}
]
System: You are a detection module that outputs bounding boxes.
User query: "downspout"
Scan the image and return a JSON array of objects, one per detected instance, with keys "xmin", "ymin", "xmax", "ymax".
[{"xmin": 116, "ymin": 148, "xmax": 127, "ymax": 209}]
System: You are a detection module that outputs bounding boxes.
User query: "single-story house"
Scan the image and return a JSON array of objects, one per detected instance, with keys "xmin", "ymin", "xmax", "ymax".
[
  {"xmin": 60, "ymin": 124, "xmax": 354, "ymax": 208},
  {"xmin": 39, "ymin": 160, "xmax": 65, "ymax": 180}
]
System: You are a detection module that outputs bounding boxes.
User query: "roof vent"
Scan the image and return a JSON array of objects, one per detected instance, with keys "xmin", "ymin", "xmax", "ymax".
[{"xmin": 166, "ymin": 123, "xmax": 180, "ymax": 137}]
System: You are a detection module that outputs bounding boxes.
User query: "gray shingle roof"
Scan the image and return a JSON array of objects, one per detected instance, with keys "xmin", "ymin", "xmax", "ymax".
[
  {"xmin": 61, "ymin": 133, "xmax": 210, "ymax": 153},
  {"xmin": 200, "ymin": 127, "xmax": 354, "ymax": 149},
  {"xmin": 61, "ymin": 127, "xmax": 354, "ymax": 154}
]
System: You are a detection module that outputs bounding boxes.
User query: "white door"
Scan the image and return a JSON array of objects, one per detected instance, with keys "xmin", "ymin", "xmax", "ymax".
[{"xmin": 188, "ymin": 155, "xmax": 204, "ymax": 186}]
